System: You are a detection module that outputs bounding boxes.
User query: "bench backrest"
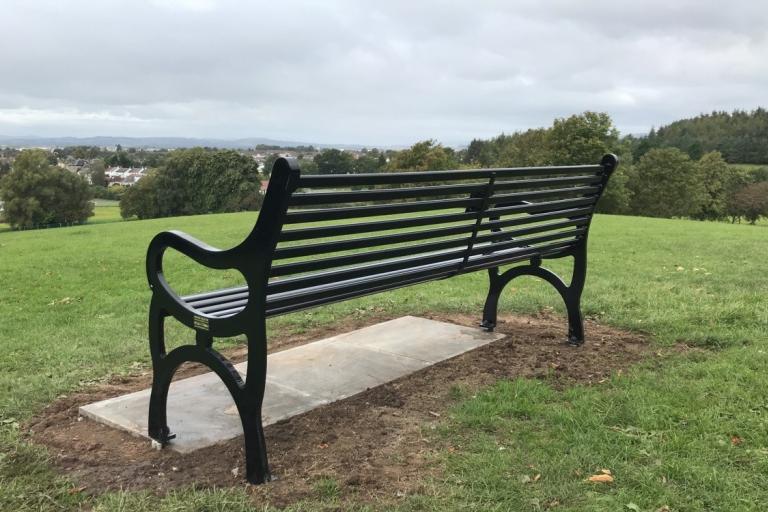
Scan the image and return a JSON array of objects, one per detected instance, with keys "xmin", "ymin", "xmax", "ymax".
[{"xmin": 254, "ymin": 154, "xmax": 617, "ymax": 316}]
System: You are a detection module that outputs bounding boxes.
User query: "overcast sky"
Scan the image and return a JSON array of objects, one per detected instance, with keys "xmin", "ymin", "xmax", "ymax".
[{"xmin": 1, "ymin": 0, "xmax": 766, "ymax": 146}]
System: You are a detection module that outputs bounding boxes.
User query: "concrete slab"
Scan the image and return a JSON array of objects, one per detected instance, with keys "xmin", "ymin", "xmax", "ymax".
[{"xmin": 79, "ymin": 316, "xmax": 504, "ymax": 453}]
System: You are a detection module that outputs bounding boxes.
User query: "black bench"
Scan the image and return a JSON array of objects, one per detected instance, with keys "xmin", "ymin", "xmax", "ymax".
[{"xmin": 145, "ymin": 154, "xmax": 618, "ymax": 484}]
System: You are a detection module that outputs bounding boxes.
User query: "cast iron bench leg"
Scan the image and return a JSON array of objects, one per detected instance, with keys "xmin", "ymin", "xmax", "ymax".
[
  {"xmin": 241, "ymin": 323, "xmax": 271, "ymax": 484},
  {"xmin": 564, "ymin": 244, "xmax": 587, "ymax": 346},
  {"xmin": 480, "ymin": 246, "xmax": 587, "ymax": 346},
  {"xmin": 147, "ymin": 300, "xmax": 175, "ymax": 444}
]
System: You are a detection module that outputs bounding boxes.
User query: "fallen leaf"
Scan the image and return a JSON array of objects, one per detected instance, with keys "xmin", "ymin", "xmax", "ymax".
[
  {"xmin": 600, "ymin": 468, "xmax": 612, "ymax": 475},
  {"xmin": 67, "ymin": 486, "xmax": 86, "ymax": 495},
  {"xmin": 587, "ymin": 474, "xmax": 614, "ymax": 483},
  {"xmin": 656, "ymin": 506, "xmax": 670, "ymax": 512},
  {"xmin": 533, "ymin": 473, "xmax": 541, "ymax": 482},
  {"xmin": 428, "ymin": 411, "xmax": 441, "ymax": 418},
  {"xmin": 731, "ymin": 435, "xmax": 743, "ymax": 446},
  {"xmin": 625, "ymin": 503, "xmax": 640, "ymax": 511}
]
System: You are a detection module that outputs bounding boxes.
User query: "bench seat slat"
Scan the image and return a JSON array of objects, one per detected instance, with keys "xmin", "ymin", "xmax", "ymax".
[{"xmin": 180, "ymin": 236, "xmax": 580, "ymax": 319}]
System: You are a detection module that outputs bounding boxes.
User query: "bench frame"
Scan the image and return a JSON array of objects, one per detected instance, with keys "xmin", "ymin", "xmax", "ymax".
[{"xmin": 145, "ymin": 154, "xmax": 618, "ymax": 484}]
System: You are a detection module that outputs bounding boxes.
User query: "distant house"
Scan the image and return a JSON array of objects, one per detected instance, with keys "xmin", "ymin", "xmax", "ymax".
[
  {"xmin": 106, "ymin": 166, "xmax": 147, "ymax": 187},
  {"xmin": 59, "ymin": 159, "xmax": 92, "ymax": 184},
  {"xmin": 259, "ymin": 180, "xmax": 269, "ymax": 194}
]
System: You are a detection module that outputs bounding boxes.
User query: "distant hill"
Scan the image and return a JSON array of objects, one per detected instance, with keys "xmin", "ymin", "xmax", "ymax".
[
  {"xmin": 0, "ymin": 135, "xmax": 369, "ymax": 150},
  {"xmin": 635, "ymin": 108, "xmax": 768, "ymax": 163}
]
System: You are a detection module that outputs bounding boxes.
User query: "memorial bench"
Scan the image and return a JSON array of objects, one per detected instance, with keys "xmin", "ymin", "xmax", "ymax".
[{"xmin": 145, "ymin": 154, "xmax": 618, "ymax": 484}]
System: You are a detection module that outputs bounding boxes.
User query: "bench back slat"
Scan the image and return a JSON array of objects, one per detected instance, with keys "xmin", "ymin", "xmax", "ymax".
[
  {"xmin": 296, "ymin": 164, "xmax": 601, "ymax": 187},
  {"xmin": 255, "ymin": 157, "xmax": 615, "ymax": 317},
  {"xmin": 283, "ymin": 196, "xmax": 484, "ymax": 224}
]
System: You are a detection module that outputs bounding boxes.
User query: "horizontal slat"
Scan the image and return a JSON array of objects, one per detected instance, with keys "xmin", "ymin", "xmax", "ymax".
[
  {"xmin": 266, "ymin": 238, "xmax": 580, "ymax": 316},
  {"xmin": 279, "ymin": 210, "xmax": 478, "ymax": 242},
  {"xmin": 274, "ymin": 211, "xmax": 590, "ymax": 261},
  {"xmin": 188, "ymin": 290, "xmax": 248, "ymax": 310},
  {"xmin": 266, "ymin": 269, "xmax": 458, "ymax": 317},
  {"xmin": 492, "ymin": 174, "xmax": 602, "ymax": 192},
  {"xmin": 183, "ymin": 285, "xmax": 247, "ymax": 303},
  {"xmin": 268, "ymin": 264, "xmax": 459, "ymax": 312},
  {"xmin": 268, "ymin": 247, "xmax": 468, "ymax": 294},
  {"xmin": 274, "ymin": 222, "xmax": 476, "ymax": 259},
  {"xmin": 288, "ymin": 182, "xmax": 487, "ymax": 206},
  {"xmin": 284, "ymin": 196, "xmax": 483, "ymax": 224},
  {"xmin": 488, "ymin": 186, "xmax": 600, "ymax": 206},
  {"xmin": 270, "ymin": 235, "xmax": 472, "ymax": 277},
  {"xmin": 468, "ymin": 228, "xmax": 585, "ymax": 257},
  {"xmin": 296, "ymin": 164, "xmax": 603, "ymax": 188},
  {"xmin": 477, "ymin": 207, "xmax": 593, "ymax": 233},
  {"xmin": 484, "ymin": 196, "xmax": 597, "ymax": 218},
  {"xmin": 198, "ymin": 297, "xmax": 248, "ymax": 315},
  {"xmin": 474, "ymin": 218, "xmax": 588, "ymax": 245},
  {"xmin": 463, "ymin": 240, "xmax": 576, "ymax": 272}
]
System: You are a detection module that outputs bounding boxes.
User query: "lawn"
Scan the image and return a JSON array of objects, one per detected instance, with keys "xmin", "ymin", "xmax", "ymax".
[
  {"xmin": 0, "ymin": 212, "xmax": 766, "ymax": 511},
  {"xmin": 0, "ymin": 202, "xmax": 123, "ymax": 233}
]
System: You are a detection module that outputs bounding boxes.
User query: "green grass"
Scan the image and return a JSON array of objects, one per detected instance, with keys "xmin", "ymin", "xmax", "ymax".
[
  {"xmin": 0, "ymin": 204, "xmax": 124, "ymax": 232},
  {"xmin": 0, "ymin": 212, "xmax": 767, "ymax": 510}
]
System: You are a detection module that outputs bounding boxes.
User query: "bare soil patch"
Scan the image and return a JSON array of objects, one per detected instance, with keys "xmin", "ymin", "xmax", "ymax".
[{"xmin": 26, "ymin": 312, "xmax": 673, "ymax": 507}]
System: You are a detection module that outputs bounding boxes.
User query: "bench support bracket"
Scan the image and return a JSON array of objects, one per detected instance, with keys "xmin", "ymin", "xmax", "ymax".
[
  {"xmin": 480, "ymin": 242, "xmax": 587, "ymax": 346},
  {"xmin": 146, "ymin": 299, "xmax": 272, "ymax": 484}
]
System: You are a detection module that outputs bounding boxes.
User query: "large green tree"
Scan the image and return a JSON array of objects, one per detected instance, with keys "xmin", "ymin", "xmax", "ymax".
[
  {"xmin": 728, "ymin": 182, "xmax": 768, "ymax": 224},
  {"xmin": 119, "ymin": 148, "xmax": 262, "ymax": 219},
  {"xmin": 387, "ymin": 140, "xmax": 458, "ymax": 171},
  {"xmin": 0, "ymin": 149, "xmax": 93, "ymax": 228},
  {"xmin": 313, "ymin": 149, "xmax": 355, "ymax": 175},
  {"xmin": 547, "ymin": 111, "xmax": 619, "ymax": 165},
  {"xmin": 89, "ymin": 158, "xmax": 106, "ymax": 187},
  {"xmin": 627, "ymin": 148, "xmax": 706, "ymax": 218},
  {"xmin": 693, "ymin": 151, "xmax": 730, "ymax": 221}
]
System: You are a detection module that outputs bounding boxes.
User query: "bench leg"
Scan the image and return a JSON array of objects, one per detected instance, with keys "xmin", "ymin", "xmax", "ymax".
[
  {"xmin": 479, "ymin": 250, "xmax": 587, "ymax": 346},
  {"xmin": 241, "ymin": 324, "xmax": 271, "ymax": 484},
  {"xmin": 147, "ymin": 301, "xmax": 175, "ymax": 444},
  {"xmin": 481, "ymin": 267, "xmax": 501, "ymax": 331},
  {"xmin": 564, "ymin": 245, "xmax": 587, "ymax": 347}
]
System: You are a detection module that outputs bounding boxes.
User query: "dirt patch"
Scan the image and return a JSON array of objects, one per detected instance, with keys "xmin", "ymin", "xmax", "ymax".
[{"xmin": 27, "ymin": 313, "xmax": 669, "ymax": 507}]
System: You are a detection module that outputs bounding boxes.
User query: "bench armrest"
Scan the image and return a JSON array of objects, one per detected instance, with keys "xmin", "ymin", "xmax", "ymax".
[{"xmin": 146, "ymin": 230, "xmax": 237, "ymax": 292}]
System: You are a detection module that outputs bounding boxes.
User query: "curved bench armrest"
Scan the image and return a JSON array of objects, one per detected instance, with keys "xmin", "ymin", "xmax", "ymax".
[{"xmin": 146, "ymin": 230, "xmax": 238, "ymax": 292}]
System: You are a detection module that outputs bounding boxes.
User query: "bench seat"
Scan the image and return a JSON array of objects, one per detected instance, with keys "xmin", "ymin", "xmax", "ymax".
[{"xmin": 182, "ymin": 238, "xmax": 575, "ymax": 319}]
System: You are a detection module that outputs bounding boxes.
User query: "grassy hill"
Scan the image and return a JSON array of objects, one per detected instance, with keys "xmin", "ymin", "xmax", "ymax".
[{"xmin": 1, "ymin": 212, "xmax": 767, "ymax": 510}]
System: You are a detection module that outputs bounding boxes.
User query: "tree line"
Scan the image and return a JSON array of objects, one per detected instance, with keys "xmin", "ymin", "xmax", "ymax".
[
  {"xmin": 2, "ymin": 109, "xmax": 767, "ymax": 228},
  {"xmin": 630, "ymin": 108, "xmax": 768, "ymax": 163}
]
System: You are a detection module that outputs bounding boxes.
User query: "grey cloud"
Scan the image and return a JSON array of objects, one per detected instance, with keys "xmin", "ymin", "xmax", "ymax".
[{"xmin": 1, "ymin": 0, "xmax": 766, "ymax": 145}]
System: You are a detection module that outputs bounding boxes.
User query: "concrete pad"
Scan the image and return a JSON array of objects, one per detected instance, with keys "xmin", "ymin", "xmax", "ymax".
[{"xmin": 79, "ymin": 316, "xmax": 504, "ymax": 453}]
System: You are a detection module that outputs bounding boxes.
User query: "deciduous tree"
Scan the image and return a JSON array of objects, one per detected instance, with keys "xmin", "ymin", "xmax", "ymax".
[
  {"xmin": 0, "ymin": 149, "xmax": 93, "ymax": 228},
  {"xmin": 627, "ymin": 148, "xmax": 706, "ymax": 218}
]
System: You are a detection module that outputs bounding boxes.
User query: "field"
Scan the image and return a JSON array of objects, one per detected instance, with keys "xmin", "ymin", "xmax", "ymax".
[{"xmin": 1, "ymin": 212, "xmax": 767, "ymax": 511}]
